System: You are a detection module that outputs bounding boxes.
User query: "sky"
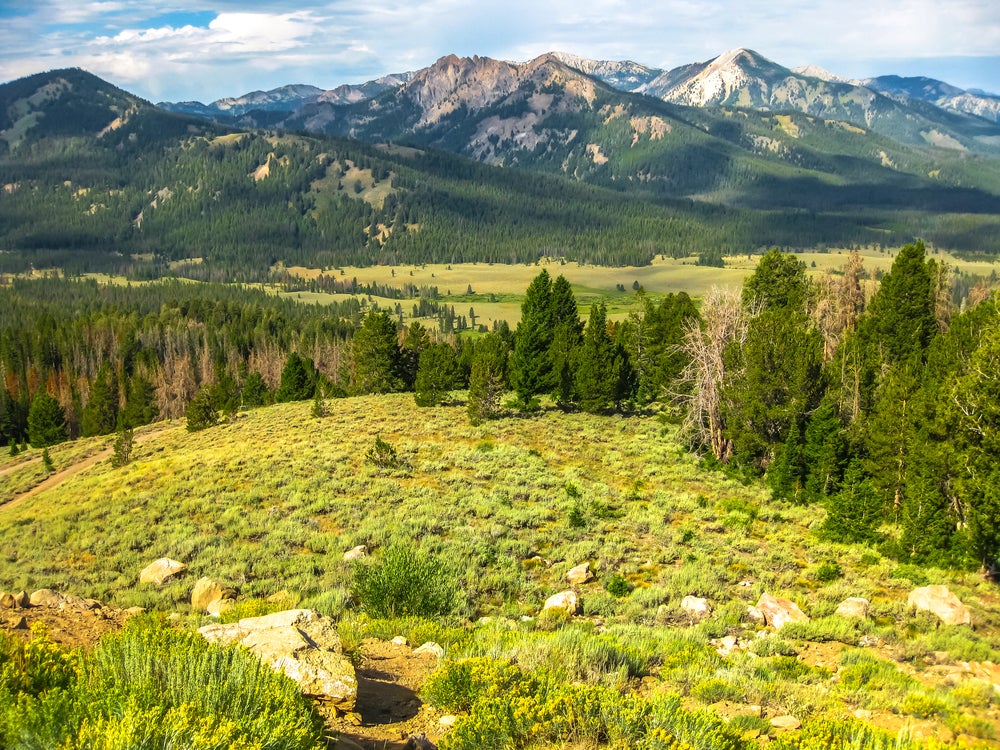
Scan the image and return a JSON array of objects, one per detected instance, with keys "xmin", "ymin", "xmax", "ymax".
[{"xmin": 1, "ymin": 0, "xmax": 999, "ymax": 103}]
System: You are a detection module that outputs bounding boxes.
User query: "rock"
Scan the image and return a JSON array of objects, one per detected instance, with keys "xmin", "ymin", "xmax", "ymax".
[
  {"xmin": 191, "ymin": 577, "xmax": 235, "ymax": 613},
  {"xmin": 414, "ymin": 641, "xmax": 445, "ymax": 658},
  {"xmin": 139, "ymin": 558, "xmax": 187, "ymax": 586},
  {"xmin": 542, "ymin": 590, "xmax": 580, "ymax": 615},
  {"xmin": 343, "ymin": 545, "xmax": 367, "ymax": 561},
  {"xmin": 124, "ymin": 606, "xmax": 147, "ymax": 617},
  {"xmin": 13, "ymin": 591, "xmax": 28, "ymax": 608},
  {"xmin": 756, "ymin": 594, "xmax": 809, "ymax": 629},
  {"xmin": 0, "ymin": 592, "xmax": 13, "ymax": 609},
  {"xmin": 206, "ymin": 597, "xmax": 235, "ymax": 617},
  {"xmin": 8, "ymin": 615, "xmax": 27, "ymax": 629},
  {"xmin": 335, "ymin": 738, "xmax": 366, "ymax": 750},
  {"xmin": 439, "ymin": 715, "xmax": 457, "ymax": 728},
  {"xmin": 199, "ymin": 609, "xmax": 357, "ymax": 710},
  {"xmin": 29, "ymin": 589, "xmax": 62, "ymax": 607},
  {"xmin": 907, "ymin": 585, "xmax": 972, "ymax": 626},
  {"xmin": 392, "ymin": 635, "xmax": 408, "ymax": 646},
  {"xmin": 713, "ymin": 635, "xmax": 739, "ymax": 657},
  {"xmin": 853, "ymin": 708, "xmax": 872, "ymax": 720},
  {"xmin": 681, "ymin": 595, "xmax": 711, "ymax": 620},
  {"xmin": 267, "ymin": 590, "xmax": 291, "ymax": 603},
  {"xmin": 566, "ymin": 562, "xmax": 593, "ymax": 585},
  {"xmin": 835, "ymin": 597, "xmax": 870, "ymax": 619},
  {"xmin": 745, "ymin": 605, "xmax": 766, "ymax": 625},
  {"xmin": 770, "ymin": 715, "xmax": 801, "ymax": 731}
]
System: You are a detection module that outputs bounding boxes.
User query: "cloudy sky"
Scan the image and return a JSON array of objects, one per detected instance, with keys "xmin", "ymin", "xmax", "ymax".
[{"xmin": 1, "ymin": 0, "xmax": 999, "ymax": 103}]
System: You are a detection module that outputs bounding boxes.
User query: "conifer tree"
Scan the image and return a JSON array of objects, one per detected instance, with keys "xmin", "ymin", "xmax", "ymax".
[
  {"xmin": 276, "ymin": 353, "xmax": 315, "ymax": 402},
  {"xmin": 509, "ymin": 270, "xmax": 553, "ymax": 410},
  {"xmin": 122, "ymin": 375, "xmax": 159, "ymax": 428},
  {"xmin": 467, "ymin": 334, "xmax": 508, "ymax": 425},
  {"xmin": 820, "ymin": 459, "xmax": 882, "ymax": 544},
  {"xmin": 575, "ymin": 303, "xmax": 615, "ymax": 414},
  {"xmin": 352, "ymin": 310, "xmax": 403, "ymax": 394},
  {"xmin": 27, "ymin": 390, "xmax": 66, "ymax": 448},
  {"xmin": 414, "ymin": 343, "xmax": 459, "ymax": 407},
  {"xmin": 81, "ymin": 365, "xmax": 119, "ymax": 437},
  {"xmin": 400, "ymin": 321, "xmax": 430, "ymax": 390},
  {"xmin": 241, "ymin": 371, "xmax": 270, "ymax": 409},
  {"xmin": 548, "ymin": 274, "xmax": 582, "ymax": 408},
  {"xmin": 186, "ymin": 386, "xmax": 218, "ymax": 432}
]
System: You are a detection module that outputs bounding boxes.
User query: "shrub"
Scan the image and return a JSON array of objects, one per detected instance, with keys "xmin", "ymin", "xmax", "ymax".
[
  {"xmin": 350, "ymin": 544, "xmax": 457, "ymax": 618},
  {"xmin": 813, "ymin": 561, "xmax": 842, "ymax": 582},
  {"xmin": 366, "ymin": 436, "xmax": 404, "ymax": 470},
  {"xmin": 605, "ymin": 573, "xmax": 634, "ymax": 597},
  {"xmin": 185, "ymin": 387, "xmax": 218, "ymax": 432}
]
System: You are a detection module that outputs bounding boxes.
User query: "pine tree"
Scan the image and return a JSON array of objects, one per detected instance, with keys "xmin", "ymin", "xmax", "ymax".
[
  {"xmin": 241, "ymin": 371, "xmax": 270, "ymax": 408},
  {"xmin": 820, "ymin": 459, "xmax": 882, "ymax": 544},
  {"xmin": 111, "ymin": 426, "xmax": 135, "ymax": 468},
  {"xmin": 742, "ymin": 249, "xmax": 808, "ymax": 311},
  {"xmin": 275, "ymin": 352, "xmax": 315, "ymax": 402},
  {"xmin": 509, "ymin": 270, "xmax": 553, "ymax": 410},
  {"xmin": 414, "ymin": 343, "xmax": 459, "ymax": 407},
  {"xmin": 186, "ymin": 386, "xmax": 219, "ymax": 432},
  {"xmin": 122, "ymin": 375, "xmax": 159, "ymax": 428},
  {"xmin": 81, "ymin": 365, "xmax": 119, "ymax": 437},
  {"xmin": 575, "ymin": 303, "xmax": 615, "ymax": 414},
  {"xmin": 400, "ymin": 321, "xmax": 430, "ymax": 390},
  {"xmin": 352, "ymin": 310, "xmax": 403, "ymax": 394},
  {"xmin": 467, "ymin": 333, "xmax": 508, "ymax": 425},
  {"xmin": 548, "ymin": 274, "xmax": 582, "ymax": 408},
  {"xmin": 801, "ymin": 397, "xmax": 847, "ymax": 502},
  {"xmin": 27, "ymin": 390, "xmax": 67, "ymax": 448},
  {"xmin": 311, "ymin": 385, "xmax": 327, "ymax": 418}
]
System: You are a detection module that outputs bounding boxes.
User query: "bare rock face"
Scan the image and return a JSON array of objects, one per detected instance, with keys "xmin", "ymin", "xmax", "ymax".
[
  {"xmin": 835, "ymin": 597, "xmax": 871, "ymax": 619},
  {"xmin": 681, "ymin": 595, "xmax": 712, "ymax": 620},
  {"xmin": 191, "ymin": 577, "xmax": 235, "ymax": 613},
  {"xmin": 199, "ymin": 609, "xmax": 357, "ymax": 710},
  {"xmin": 543, "ymin": 590, "xmax": 581, "ymax": 615},
  {"xmin": 756, "ymin": 594, "xmax": 810, "ymax": 629},
  {"xmin": 907, "ymin": 585, "xmax": 972, "ymax": 626},
  {"xmin": 566, "ymin": 562, "xmax": 593, "ymax": 586},
  {"xmin": 139, "ymin": 558, "xmax": 187, "ymax": 586}
]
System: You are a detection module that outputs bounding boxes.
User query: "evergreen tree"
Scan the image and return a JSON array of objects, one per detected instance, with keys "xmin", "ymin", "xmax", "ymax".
[
  {"xmin": 122, "ymin": 375, "xmax": 159, "ymax": 428},
  {"xmin": 111, "ymin": 426, "xmax": 135, "ymax": 468},
  {"xmin": 400, "ymin": 321, "xmax": 430, "ymax": 390},
  {"xmin": 352, "ymin": 310, "xmax": 403, "ymax": 394},
  {"xmin": 742, "ymin": 249, "xmax": 808, "ymax": 311},
  {"xmin": 819, "ymin": 459, "xmax": 882, "ymax": 544},
  {"xmin": 27, "ymin": 390, "xmax": 67, "ymax": 448},
  {"xmin": 898, "ymin": 459, "xmax": 956, "ymax": 564},
  {"xmin": 275, "ymin": 352, "xmax": 315, "ymax": 402},
  {"xmin": 311, "ymin": 385, "xmax": 327, "ymax": 418},
  {"xmin": 414, "ymin": 343, "xmax": 459, "ymax": 407},
  {"xmin": 575, "ymin": 303, "xmax": 615, "ymax": 414},
  {"xmin": 81, "ymin": 365, "xmax": 119, "ymax": 437},
  {"xmin": 548, "ymin": 274, "xmax": 582, "ymax": 408},
  {"xmin": 768, "ymin": 421, "xmax": 806, "ymax": 502},
  {"xmin": 801, "ymin": 397, "xmax": 848, "ymax": 502},
  {"xmin": 241, "ymin": 371, "xmax": 270, "ymax": 408},
  {"xmin": 467, "ymin": 333, "xmax": 508, "ymax": 425},
  {"xmin": 186, "ymin": 386, "xmax": 218, "ymax": 432},
  {"xmin": 509, "ymin": 270, "xmax": 553, "ymax": 410}
]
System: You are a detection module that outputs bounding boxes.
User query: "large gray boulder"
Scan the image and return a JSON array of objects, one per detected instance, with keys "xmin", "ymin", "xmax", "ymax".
[
  {"xmin": 907, "ymin": 585, "xmax": 972, "ymax": 626},
  {"xmin": 199, "ymin": 609, "xmax": 357, "ymax": 710}
]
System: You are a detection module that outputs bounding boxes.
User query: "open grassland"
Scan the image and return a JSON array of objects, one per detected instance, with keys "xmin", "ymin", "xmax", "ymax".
[
  {"xmin": 277, "ymin": 245, "xmax": 998, "ymax": 325},
  {"xmin": 2, "ymin": 395, "xmax": 1000, "ymax": 747}
]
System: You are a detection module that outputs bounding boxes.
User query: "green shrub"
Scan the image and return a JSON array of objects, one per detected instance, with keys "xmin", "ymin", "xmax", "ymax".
[
  {"xmin": 350, "ymin": 544, "xmax": 457, "ymax": 618},
  {"xmin": 813, "ymin": 561, "xmax": 842, "ymax": 582},
  {"xmin": 899, "ymin": 692, "xmax": 948, "ymax": 719},
  {"xmin": 567, "ymin": 501, "xmax": 587, "ymax": 528},
  {"xmin": 691, "ymin": 677, "xmax": 740, "ymax": 704},
  {"xmin": 888, "ymin": 564, "xmax": 929, "ymax": 586},
  {"xmin": 366, "ymin": 436, "xmax": 404, "ymax": 470},
  {"xmin": 605, "ymin": 573, "xmax": 634, "ymax": 598}
]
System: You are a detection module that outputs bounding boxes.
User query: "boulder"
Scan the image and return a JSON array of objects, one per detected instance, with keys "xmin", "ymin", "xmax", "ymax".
[
  {"xmin": 199, "ymin": 609, "xmax": 357, "ymax": 710},
  {"xmin": 565, "ymin": 562, "xmax": 593, "ymax": 585},
  {"xmin": 191, "ymin": 577, "xmax": 235, "ymax": 613},
  {"xmin": 756, "ymin": 594, "xmax": 809, "ymax": 629},
  {"xmin": 745, "ymin": 605, "xmax": 766, "ymax": 625},
  {"xmin": 139, "ymin": 558, "xmax": 187, "ymax": 586},
  {"xmin": 13, "ymin": 591, "xmax": 28, "ymax": 608},
  {"xmin": 543, "ymin": 590, "xmax": 580, "ymax": 615},
  {"xmin": 835, "ymin": 597, "xmax": 870, "ymax": 619},
  {"xmin": 206, "ymin": 597, "xmax": 235, "ymax": 617},
  {"xmin": 414, "ymin": 641, "xmax": 445, "ymax": 658},
  {"xmin": 907, "ymin": 585, "xmax": 972, "ymax": 626},
  {"xmin": 29, "ymin": 588, "xmax": 62, "ymax": 607},
  {"xmin": 681, "ymin": 595, "xmax": 711, "ymax": 620},
  {"xmin": 343, "ymin": 545, "xmax": 367, "ymax": 561},
  {"xmin": 770, "ymin": 715, "xmax": 801, "ymax": 731},
  {"xmin": 0, "ymin": 592, "xmax": 13, "ymax": 609}
]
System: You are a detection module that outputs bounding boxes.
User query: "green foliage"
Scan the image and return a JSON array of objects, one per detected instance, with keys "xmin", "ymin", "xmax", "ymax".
[
  {"xmin": 121, "ymin": 376, "xmax": 159, "ymax": 429},
  {"xmin": 414, "ymin": 342, "xmax": 459, "ymax": 407},
  {"xmin": 741, "ymin": 248, "xmax": 808, "ymax": 311},
  {"xmin": 185, "ymin": 386, "xmax": 219, "ymax": 432},
  {"xmin": 575, "ymin": 302, "xmax": 616, "ymax": 413},
  {"xmin": 110, "ymin": 426, "xmax": 134, "ymax": 468},
  {"xmin": 80, "ymin": 366, "xmax": 118, "ymax": 438},
  {"xmin": 41, "ymin": 448, "xmax": 54, "ymax": 472},
  {"xmin": 510, "ymin": 270, "xmax": 553, "ymax": 409},
  {"xmin": 466, "ymin": 333, "xmax": 508, "ymax": 425},
  {"xmin": 819, "ymin": 459, "xmax": 883, "ymax": 544},
  {"xmin": 365, "ymin": 436, "xmax": 403, "ymax": 470},
  {"xmin": 813, "ymin": 561, "xmax": 843, "ymax": 582},
  {"xmin": 605, "ymin": 573, "xmax": 634, "ymax": 597},
  {"xmin": 0, "ymin": 618, "xmax": 324, "ymax": 750},
  {"xmin": 27, "ymin": 390, "xmax": 66, "ymax": 448},
  {"xmin": 351, "ymin": 310, "xmax": 403, "ymax": 394},
  {"xmin": 241, "ymin": 371, "xmax": 271, "ymax": 409},
  {"xmin": 350, "ymin": 544, "xmax": 457, "ymax": 619},
  {"xmin": 275, "ymin": 353, "xmax": 316, "ymax": 403}
]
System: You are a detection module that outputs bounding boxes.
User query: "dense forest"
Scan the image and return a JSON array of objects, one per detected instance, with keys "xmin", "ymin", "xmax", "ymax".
[{"xmin": 3, "ymin": 242, "xmax": 997, "ymax": 572}]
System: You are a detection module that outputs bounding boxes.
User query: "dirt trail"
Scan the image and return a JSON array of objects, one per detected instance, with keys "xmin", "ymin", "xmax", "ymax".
[
  {"xmin": 0, "ymin": 457, "xmax": 40, "ymax": 478},
  {"xmin": 0, "ymin": 425, "xmax": 176, "ymax": 513}
]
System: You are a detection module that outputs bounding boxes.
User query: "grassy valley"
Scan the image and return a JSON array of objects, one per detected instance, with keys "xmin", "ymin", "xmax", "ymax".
[{"xmin": 2, "ymin": 396, "xmax": 1000, "ymax": 747}]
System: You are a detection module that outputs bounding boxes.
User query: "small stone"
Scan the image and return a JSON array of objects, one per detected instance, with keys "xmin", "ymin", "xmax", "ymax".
[
  {"xmin": 82, "ymin": 598, "xmax": 102, "ymax": 610},
  {"xmin": 756, "ymin": 594, "xmax": 809, "ymax": 629},
  {"xmin": 13, "ymin": 591, "xmax": 28, "ymax": 608},
  {"xmin": 745, "ymin": 605, "xmax": 766, "ymax": 624},
  {"xmin": 542, "ymin": 590, "xmax": 580, "ymax": 615},
  {"xmin": 413, "ymin": 641, "xmax": 444, "ymax": 658},
  {"xmin": 29, "ymin": 589, "xmax": 66, "ymax": 608},
  {"xmin": 402, "ymin": 734, "xmax": 435, "ymax": 750},
  {"xmin": 391, "ymin": 635, "xmax": 408, "ymax": 646},
  {"xmin": 0, "ymin": 592, "xmax": 14, "ymax": 609},
  {"xmin": 206, "ymin": 598, "xmax": 236, "ymax": 617},
  {"xmin": 191, "ymin": 577, "xmax": 235, "ymax": 613},
  {"xmin": 139, "ymin": 558, "xmax": 187, "ymax": 586},
  {"xmin": 770, "ymin": 715, "xmax": 801, "ymax": 731},
  {"xmin": 439, "ymin": 715, "xmax": 457, "ymax": 728},
  {"xmin": 566, "ymin": 562, "xmax": 593, "ymax": 585},
  {"xmin": 835, "ymin": 597, "xmax": 870, "ymax": 619},
  {"xmin": 168, "ymin": 612, "xmax": 182, "ymax": 622},
  {"xmin": 853, "ymin": 709, "xmax": 872, "ymax": 720},
  {"xmin": 714, "ymin": 635, "xmax": 739, "ymax": 657},
  {"xmin": 343, "ymin": 545, "xmax": 367, "ymax": 561}
]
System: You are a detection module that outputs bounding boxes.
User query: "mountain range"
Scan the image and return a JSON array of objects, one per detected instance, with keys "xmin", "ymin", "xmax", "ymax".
[{"xmin": 2, "ymin": 48, "xmax": 1000, "ymax": 281}]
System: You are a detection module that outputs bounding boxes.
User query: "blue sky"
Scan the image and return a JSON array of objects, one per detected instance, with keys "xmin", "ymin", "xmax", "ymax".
[{"xmin": 1, "ymin": 0, "xmax": 998, "ymax": 102}]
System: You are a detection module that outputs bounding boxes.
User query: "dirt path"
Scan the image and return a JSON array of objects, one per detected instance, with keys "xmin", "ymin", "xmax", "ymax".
[
  {"xmin": 0, "ymin": 456, "xmax": 40, "ymax": 478},
  {"xmin": 0, "ymin": 425, "xmax": 176, "ymax": 513}
]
